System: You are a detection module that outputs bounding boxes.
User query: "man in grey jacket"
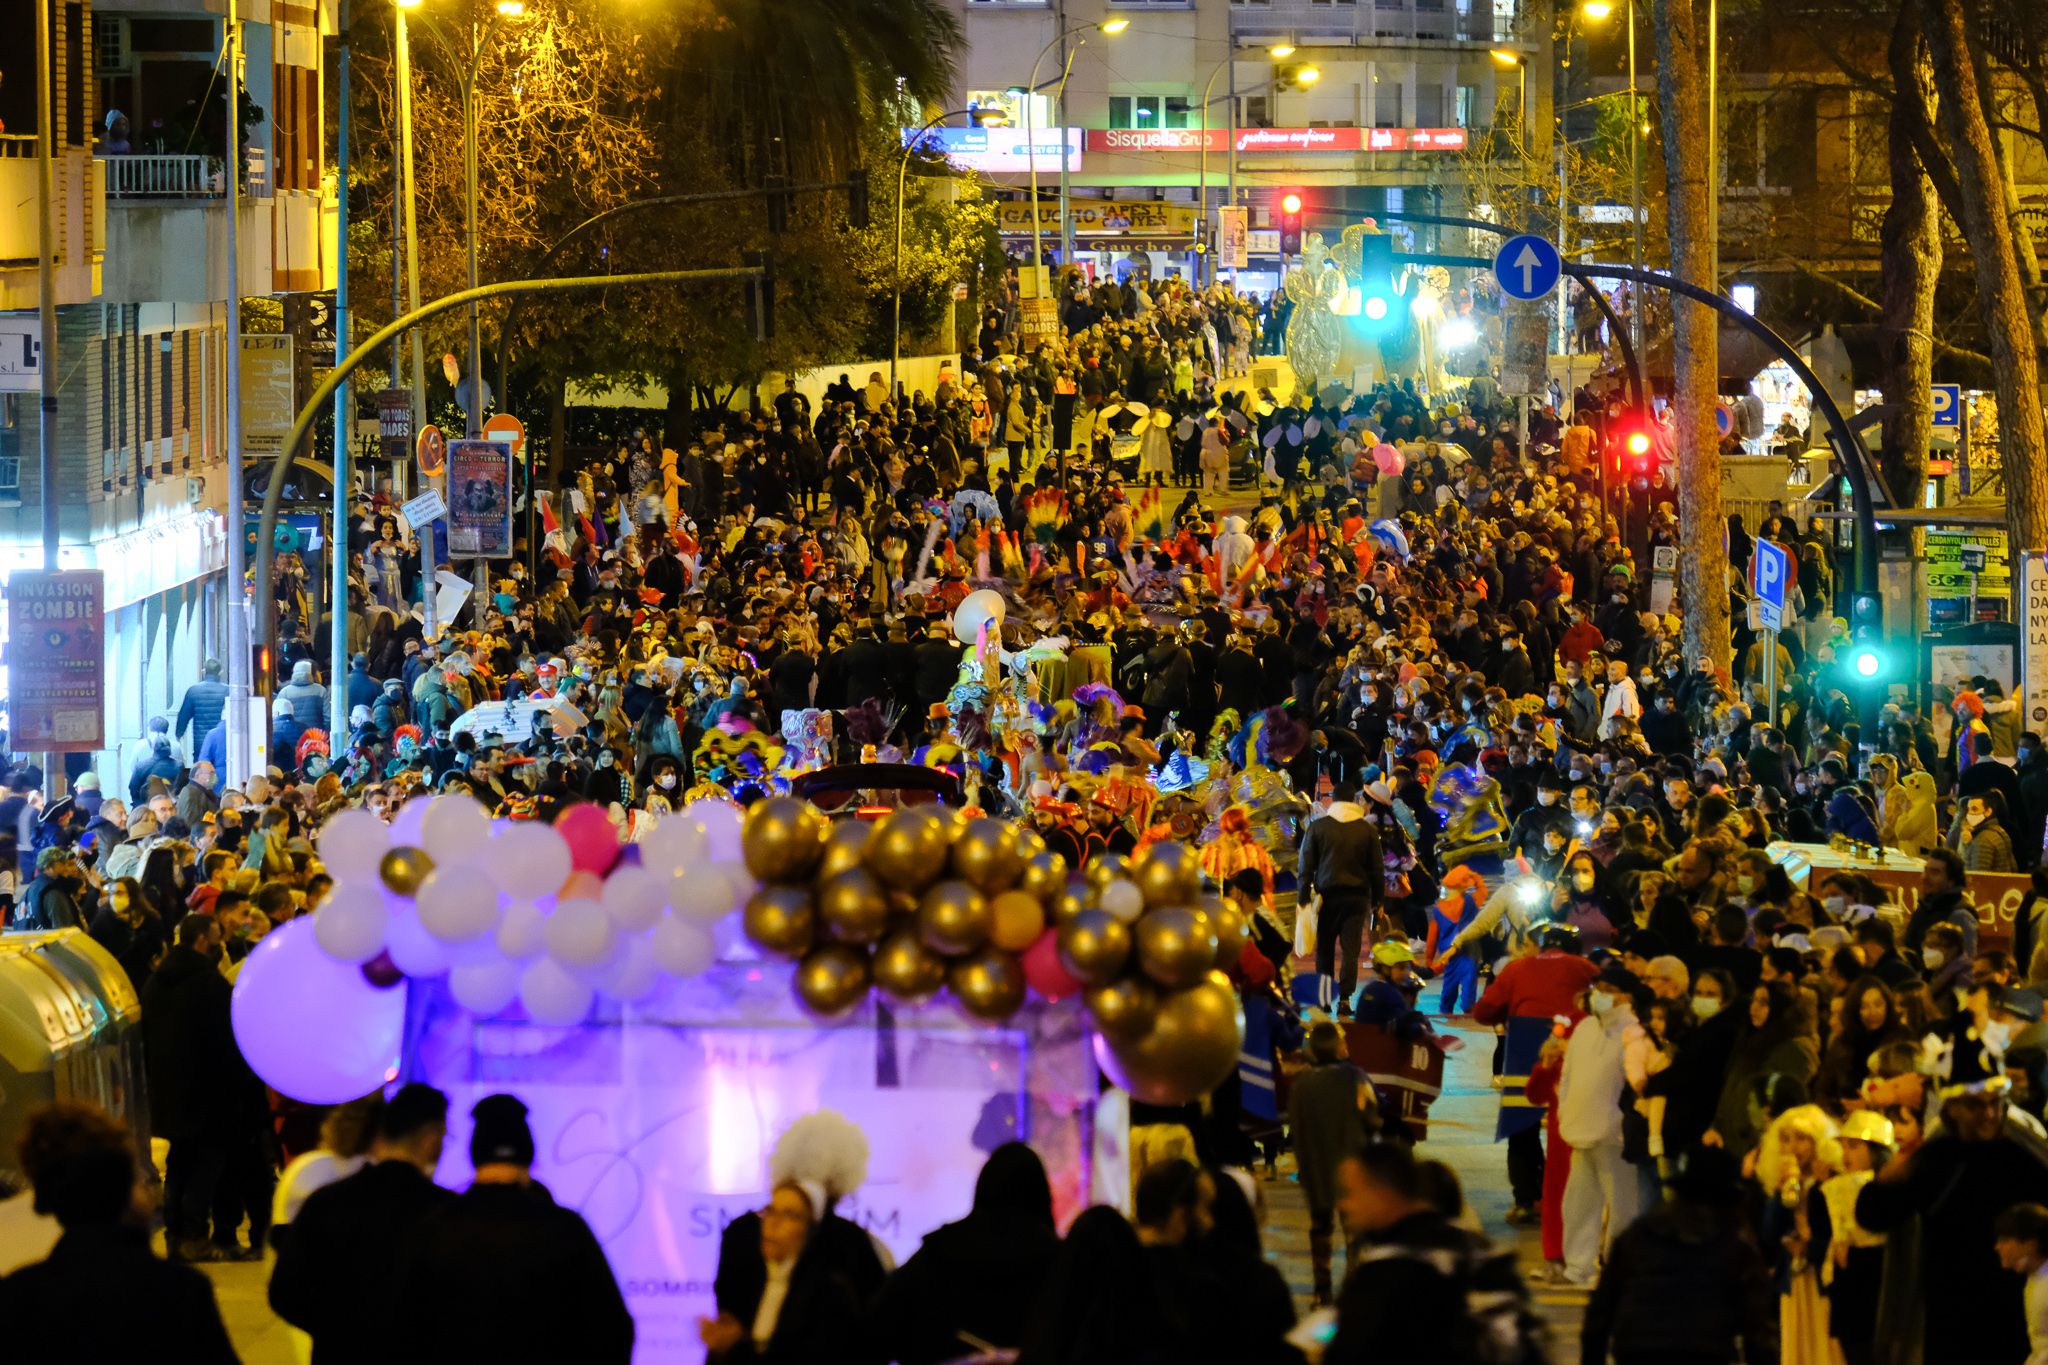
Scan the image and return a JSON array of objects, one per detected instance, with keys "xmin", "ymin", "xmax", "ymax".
[
  {"xmin": 1298, "ymin": 783, "xmax": 1385, "ymax": 1015},
  {"xmin": 276, "ymin": 659, "xmax": 330, "ymax": 730}
]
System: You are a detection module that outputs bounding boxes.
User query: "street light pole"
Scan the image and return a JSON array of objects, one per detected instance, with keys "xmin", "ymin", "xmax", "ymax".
[
  {"xmin": 895, "ymin": 109, "xmax": 1000, "ymax": 395},
  {"xmin": 1021, "ymin": 19, "xmax": 1123, "ymax": 291},
  {"xmin": 331, "ymin": 0, "xmax": 352, "ymax": 722},
  {"xmin": 224, "ymin": 0, "xmax": 252, "ymax": 786}
]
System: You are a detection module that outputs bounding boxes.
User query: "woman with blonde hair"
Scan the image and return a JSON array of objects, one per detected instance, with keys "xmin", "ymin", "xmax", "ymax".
[{"xmin": 1757, "ymin": 1103, "xmax": 1844, "ymax": 1365}]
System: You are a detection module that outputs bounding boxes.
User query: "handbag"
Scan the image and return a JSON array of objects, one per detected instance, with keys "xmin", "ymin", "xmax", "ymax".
[{"xmin": 1295, "ymin": 890, "xmax": 1321, "ymax": 959}]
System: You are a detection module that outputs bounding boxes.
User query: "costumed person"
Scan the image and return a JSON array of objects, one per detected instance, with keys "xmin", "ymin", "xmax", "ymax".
[
  {"xmin": 1821, "ymin": 1110, "xmax": 1894, "ymax": 1365},
  {"xmin": 1953, "ymin": 689, "xmax": 1993, "ymax": 774},
  {"xmin": 1197, "ymin": 805, "xmax": 1276, "ymax": 907},
  {"xmin": 1424, "ymin": 862, "xmax": 1487, "ymax": 1016},
  {"xmin": 1757, "ymin": 1104, "xmax": 1844, "ymax": 1365},
  {"xmin": 708, "ymin": 1110, "xmax": 888, "ymax": 1358},
  {"xmin": 1353, "ymin": 939, "xmax": 1434, "ymax": 1043}
]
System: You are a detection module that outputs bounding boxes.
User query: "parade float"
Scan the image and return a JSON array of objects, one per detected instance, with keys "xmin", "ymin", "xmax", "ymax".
[{"xmin": 230, "ymin": 793, "xmax": 1250, "ymax": 1362}]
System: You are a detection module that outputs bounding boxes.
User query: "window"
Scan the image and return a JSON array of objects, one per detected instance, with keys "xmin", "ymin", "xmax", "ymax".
[
  {"xmin": 1415, "ymin": 83, "xmax": 1444, "ymax": 127},
  {"xmin": 1243, "ymin": 94, "xmax": 1271, "ymax": 128},
  {"xmin": 0, "ymin": 394, "xmax": 19, "ymax": 502},
  {"xmin": 1110, "ymin": 95, "xmax": 1195, "ymax": 130},
  {"xmin": 1375, "ymin": 86, "xmax": 1403, "ymax": 128},
  {"xmin": 1232, "ymin": 0, "xmax": 1272, "ymax": 6},
  {"xmin": 1456, "ymin": 84, "xmax": 1481, "ymax": 127}
]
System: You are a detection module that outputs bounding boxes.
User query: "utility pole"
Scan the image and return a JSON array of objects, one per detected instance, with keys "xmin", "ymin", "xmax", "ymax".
[
  {"xmin": 396, "ymin": 4, "xmax": 434, "ymax": 642},
  {"xmin": 330, "ymin": 0, "xmax": 352, "ymax": 715},
  {"xmin": 224, "ymin": 0, "xmax": 253, "ymax": 787},
  {"xmin": 34, "ymin": 0, "xmax": 57, "ymax": 575}
]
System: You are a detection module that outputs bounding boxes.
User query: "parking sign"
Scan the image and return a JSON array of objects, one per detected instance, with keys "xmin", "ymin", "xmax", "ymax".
[
  {"xmin": 1930, "ymin": 384, "xmax": 1962, "ymax": 429},
  {"xmin": 1753, "ymin": 538, "xmax": 1790, "ymax": 631}
]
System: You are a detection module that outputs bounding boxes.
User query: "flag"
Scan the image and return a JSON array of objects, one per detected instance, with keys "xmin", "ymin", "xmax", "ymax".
[
  {"xmin": 1132, "ymin": 485, "xmax": 1172, "ymax": 544},
  {"xmin": 539, "ymin": 493, "xmax": 560, "ymax": 536}
]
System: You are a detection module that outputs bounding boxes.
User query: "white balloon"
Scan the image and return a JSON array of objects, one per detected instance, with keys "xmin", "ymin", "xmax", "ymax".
[
  {"xmin": 449, "ymin": 960, "xmax": 521, "ymax": 1016},
  {"xmin": 594, "ymin": 936, "xmax": 661, "ymax": 1002},
  {"xmin": 519, "ymin": 958, "xmax": 594, "ymax": 1026},
  {"xmin": 387, "ymin": 796, "xmax": 431, "ymax": 848},
  {"xmin": 496, "ymin": 899, "xmax": 547, "ymax": 960},
  {"xmin": 312, "ymin": 883, "xmax": 389, "ymax": 963},
  {"xmin": 692, "ymin": 802, "xmax": 744, "ymax": 863},
  {"xmin": 414, "ymin": 870, "xmax": 502, "ymax": 943},
  {"xmin": 670, "ymin": 865, "xmax": 743, "ymax": 924},
  {"xmin": 600, "ymin": 865, "xmax": 667, "ymax": 934},
  {"xmin": 484, "ymin": 821, "xmax": 572, "ymax": 895},
  {"xmin": 650, "ymin": 914, "xmax": 717, "ymax": 977},
  {"xmin": 545, "ymin": 898, "xmax": 618, "ymax": 968},
  {"xmin": 420, "ymin": 795, "xmax": 493, "ymax": 865},
  {"xmin": 639, "ymin": 816, "xmax": 709, "ymax": 879},
  {"xmin": 953, "ymin": 587, "xmax": 1008, "ymax": 645},
  {"xmin": 317, "ymin": 809, "xmax": 390, "ymax": 880},
  {"xmin": 383, "ymin": 903, "xmax": 452, "ymax": 977},
  {"xmin": 1098, "ymin": 879, "xmax": 1146, "ymax": 924}
]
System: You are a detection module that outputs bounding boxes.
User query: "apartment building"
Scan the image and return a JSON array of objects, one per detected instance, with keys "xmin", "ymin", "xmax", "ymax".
[
  {"xmin": 0, "ymin": 0, "xmax": 335, "ymax": 780},
  {"xmin": 944, "ymin": 0, "xmax": 1550, "ymax": 290}
]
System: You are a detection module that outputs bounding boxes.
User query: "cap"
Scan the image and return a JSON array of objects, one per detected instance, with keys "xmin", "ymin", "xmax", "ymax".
[
  {"xmin": 469, "ymin": 1093, "xmax": 535, "ymax": 1168},
  {"xmin": 1839, "ymin": 1110, "xmax": 1896, "ymax": 1147},
  {"xmin": 1994, "ymin": 986, "xmax": 2046, "ymax": 1023}
]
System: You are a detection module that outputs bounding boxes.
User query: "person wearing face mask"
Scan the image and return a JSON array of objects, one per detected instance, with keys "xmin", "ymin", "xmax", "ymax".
[
  {"xmin": 1922, "ymin": 922, "xmax": 1973, "ymax": 1006},
  {"xmin": 583, "ymin": 745, "xmax": 629, "ymax": 807},
  {"xmin": 1474, "ymin": 923, "xmax": 1599, "ymax": 1231},
  {"xmin": 1951, "ymin": 791, "xmax": 2019, "ymax": 874},
  {"xmin": 1509, "ymin": 773, "xmax": 1571, "ymax": 866},
  {"xmin": 1554, "ymin": 964, "xmax": 1645, "ymax": 1286}
]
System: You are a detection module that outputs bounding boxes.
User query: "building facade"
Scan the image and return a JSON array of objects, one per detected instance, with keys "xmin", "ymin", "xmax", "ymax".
[
  {"xmin": 944, "ymin": 0, "xmax": 1552, "ymax": 290},
  {"xmin": 0, "ymin": 0, "xmax": 336, "ymax": 784}
]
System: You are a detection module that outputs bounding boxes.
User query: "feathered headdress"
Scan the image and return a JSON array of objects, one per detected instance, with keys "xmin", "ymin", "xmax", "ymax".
[{"xmin": 843, "ymin": 697, "xmax": 896, "ymax": 749}]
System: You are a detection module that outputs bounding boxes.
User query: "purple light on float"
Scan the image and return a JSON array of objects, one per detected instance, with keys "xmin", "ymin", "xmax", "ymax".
[{"xmin": 232, "ymin": 918, "xmax": 408, "ymax": 1104}]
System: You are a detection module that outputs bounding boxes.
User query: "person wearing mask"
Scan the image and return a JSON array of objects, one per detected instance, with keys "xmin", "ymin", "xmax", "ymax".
[
  {"xmin": 270, "ymin": 1084, "xmax": 454, "ymax": 1365},
  {"xmin": 1297, "ymin": 783, "xmax": 1385, "ymax": 1015},
  {"xmin": 15, "ymin": 845, "xmax": 88, "ymax": 931},
  {"xmin": 392, "ymin": 1094, "xmax": 633, "ymax": 1364},
  {"xmin": 1556, "ymin": 964, "xmax": 1645, "ymax": 1286},
  {"xmin": 1706, "ymin": 979, "xmax": 1819, "ymax": 1157},
  {"xmin": 1289, "ymin": 1020, "xmax": 1380, "ymax": 1305},
  {"xmin": 871, "ymin": 1143, "xmax": 1061, "ymax": 1365},
  {"xmin": 0, "ymin": 1102, "xmax": 239, "ymax": 1362},
  {"xmin": 1953, "ymin": 791, "xmax": 2019, "ymax": 874}
]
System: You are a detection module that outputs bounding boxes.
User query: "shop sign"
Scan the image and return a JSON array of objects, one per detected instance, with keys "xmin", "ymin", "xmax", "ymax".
[
  {"xmin": 1230, "ymin": 127, "xmax": 1469, "ymax": 154},
  {"xmin": 903, "ymin": 126, "xmax": 1083, "ymax": 173},
  {"xmin": 996, "ymin": 200, "xmax": 1196, "ymax": 236}
]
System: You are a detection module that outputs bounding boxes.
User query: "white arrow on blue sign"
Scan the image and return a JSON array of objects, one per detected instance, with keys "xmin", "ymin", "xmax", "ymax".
[
  {"xmin": 1493, "ymin": 234, "xmax": 1563, "ymax": 301},
  {"xmin": 1930, "ymin": 383, "xmax": 1962, "ymax": 429},
  {"xmin": 1752, "ymin": 538, "xmax": 1790, "ymax": 630}
]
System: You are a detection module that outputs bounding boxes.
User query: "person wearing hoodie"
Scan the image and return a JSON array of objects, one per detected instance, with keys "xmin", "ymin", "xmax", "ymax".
[
  {"xmin": 1884, "ymin": 769, "xmax": 1938, "ymax": 855},
  {"xmin": 344, "ymin": 654, "xmax": 379, "ymax": 714},
  {"xmin": 127, "ymin": 730, "xmax": 182, "ymax": 806},
  {"xmin": 1557, "ymin": 963, "xmax": 1644, "ymax": 1286},
  {"xmin": 371, "ymin": 677, "xmax": 409, "ymax": 733},
  {"xmin": 276, "ymin": 659, "xmax": 330, "ymax": 730},
  {"xmin": 1214, "ymin": 515, "xmax": 1255, "ymax": 601},
  {"xmin": 269, "ymin": 696, "xmax": 307, "ymax": 776},
  {"xmin": 1297, "ymin": 783, "xmax": 1385, "ymax": 1014}
]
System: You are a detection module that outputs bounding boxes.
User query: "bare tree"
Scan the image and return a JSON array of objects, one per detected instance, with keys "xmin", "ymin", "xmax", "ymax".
[
  {"xmin": 1654, "ymin": 0, "xmax": 1729, "ymax": 666},
  {"xmin": 1878, "ymin": 0, "xmax": 1943, "ymax": 496}
]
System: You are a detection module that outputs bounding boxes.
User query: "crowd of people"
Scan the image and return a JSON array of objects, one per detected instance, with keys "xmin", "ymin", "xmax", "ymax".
[{"xmin": 2, "ymin": 258, "xmax": 2046, "ymax": 1365}]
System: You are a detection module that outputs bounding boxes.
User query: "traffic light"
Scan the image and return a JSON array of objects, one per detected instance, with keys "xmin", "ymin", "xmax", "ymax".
[
  {"xmin": 1280, "ymin": 191, "xmax": 1303, "ymax": 256},
  {"xmin": 253, "ymin": 643, "xmax": 273, "ymax": 699},
  {"xmin": 1843, "ymin": 590, "xmax": 1885, "ymax": 681},
  {"xmin": 764, "ymin": 174, "xmax": 790, "ymax": 235},
  {"xmin": 1356, "ymin": 232, "xmax": 1396, "ymax": 334},
  {"xmin": 1609, "ymin": 410, "xmax": 1657, "ymax": 475}
]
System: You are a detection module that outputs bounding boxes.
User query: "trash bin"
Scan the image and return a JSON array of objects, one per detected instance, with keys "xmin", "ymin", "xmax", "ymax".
[{"xmin": 0, "ymin": 930, "xmax": 150, "ymax": 1179}]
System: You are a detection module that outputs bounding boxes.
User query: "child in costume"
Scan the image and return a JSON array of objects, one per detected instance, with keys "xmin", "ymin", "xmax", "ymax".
[{"xmin": 1425, "ymin": 862, "xmax": 1488, "ymax": 1015}]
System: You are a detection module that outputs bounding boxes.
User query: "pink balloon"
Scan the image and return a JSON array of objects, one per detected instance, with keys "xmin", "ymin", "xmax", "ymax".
[
  {"xmin": 555, "ymin": 803, "xmax": 621, "ymax": 876},
  {"xmin": 1372, "ymin": 443, "xmax": 1405, "ymax": 477},
  {"xmin": 1022, "ymin": 930, "xmax": 1082, "ymax": 1002}
]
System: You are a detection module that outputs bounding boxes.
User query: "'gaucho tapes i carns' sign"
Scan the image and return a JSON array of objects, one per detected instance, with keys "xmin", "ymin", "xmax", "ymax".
[{"xmin": 7, "ymin": 570, "xmax": 105, "ymax": 751}]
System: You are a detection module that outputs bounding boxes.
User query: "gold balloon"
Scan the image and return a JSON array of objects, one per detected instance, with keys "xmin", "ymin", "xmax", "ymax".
[
  {"xmin": 1015, "ymin": 828, "xmax": 1049, "ymax": 861},
  {"xmin": 949, "ymin": 817, "xmax": 1025, "ymax": 894},
  {"xmin": 917, "ymin": 879, "xmax": 992, "ymax": 957},
  {"xmin": 742, "ymin": 885, "xmax": 816, "ymax": 959},
  {"xmin": 817, "ymin": 868, "xmax": 892, "ymax": 945},
  {"xmin": 741, "ymin": 797, "xmax": 829, "ymax": 882},
  {"xmin": 1100, "ymin": 972, "xmax": 1246, "ymax": 1107},
  {"xmin": 1208, "ymin": 901, "xmax": 1250, "ymax": 970},
  {"xmin": 1084, "ymin": 852, "xmax": 1131, "ymax": 892},
  {"xmin": 1083, "ymin": 975, "xmax": 1161, "ymax": 1044},
  {"xmin": 988, "ymin": 890, "xmax": 1047, "ymax": 953},
  {"xmin": 1133, "ymin": 905, "xmax": 1219, "ymax": 990},
  {"xmin": 379, "ymin": 846, "xmax": 436, "ymax": 896},
  {"xmin": 794, "ymin": 944, "xmax": 872, "ymax": 1016},
  {"xmin": 931, "ymin": 804, "xmax": 971, "ymax": 844},
  {"xmin": 1017, "ymin": 851, "xmax": 1068, "ymax": 901},
  {"xmin": 865, "ymin": 808, "xmax": 949, "ymax": 892},
  {"xmin": 948, "ymin": 947, "xmax": 1028, "ymax": 1021},
  {"xmin": 1057, "ymin": 908, "xmax": 1132, "ymax": 986},
  {"xmin": 816, "ymin": 821, "xmax": 873, "ymax": 880},
  {"xmin": 872, "ymin": 926, "xmax": 948, "ymax": 1002},
  {"xmin": 1048, "ymin": 885, "xmax": 1095, "ymax": 926},
  {"xmin": 1131, "ymin": 842, "xmax": 1202, "ymax": 908}
]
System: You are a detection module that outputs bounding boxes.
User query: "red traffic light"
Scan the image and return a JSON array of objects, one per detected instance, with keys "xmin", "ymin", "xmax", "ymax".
[
  {"xmin": 1281, "ymin": 192, "xmax": 1303, "ymax": 215},
  {"xmin": 1624, "ymin": 430, "xmax": 1651, "ymax": 457}
]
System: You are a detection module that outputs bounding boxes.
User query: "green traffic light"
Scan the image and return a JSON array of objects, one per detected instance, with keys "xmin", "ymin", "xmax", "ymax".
[
  {"xmin": 1853, "ymin": 649, "xmax": 1881, "ymax": 678},
  {"xmin": 1363, "ymin": 296, "xmax": 1389, "ymax": 322}
]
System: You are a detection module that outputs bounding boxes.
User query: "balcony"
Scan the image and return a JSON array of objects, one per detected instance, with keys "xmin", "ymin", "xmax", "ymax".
[
  {"xmin": 1230, "ymin": 0, "xmax": 1522, "ymax": 45},
  {"xmin": 100, "ymin": 153, "xmax": 222, "ymax": 200},
  {"xmin": 0, "ymin": 137, "xmax": 104, "ymax": 309}
]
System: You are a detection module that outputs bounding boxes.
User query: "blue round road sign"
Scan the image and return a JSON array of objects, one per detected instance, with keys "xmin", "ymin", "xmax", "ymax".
[{"xmin": 1493, "ymin": 234, "xmax": 1563, "ymax": 301}]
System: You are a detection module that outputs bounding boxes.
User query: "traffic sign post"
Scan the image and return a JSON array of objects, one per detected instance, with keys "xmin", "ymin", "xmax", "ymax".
[
  {"xmin": 1963, "ymin": 543, "xmax": 1988, "ymax": 622},
  {"xmin": 1492, "ymin": 235, "xmax": 1563, "ymax": 302},
  {"xmin": 1930, "ymin": 384, "xmax": 1962, "ymax": 428},
  {"xmin": 1753, "ymin": 538, "xmax": 1791, "ymax": 730}
]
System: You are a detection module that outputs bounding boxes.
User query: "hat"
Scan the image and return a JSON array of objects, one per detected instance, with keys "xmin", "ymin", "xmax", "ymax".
[
  {"xmin": 1839, "ymin": 1110, "xmax": 1896, "ymax": 1147},
  {"xmin": 1372, "ymin": 939, "xmax": 1416, "ymax": 967},
  {"xmin": 1537, "ymin": 921, "xmax": 1581, "ymax": 951},
  {"xmin": 469, "ymin": 1093, "xmax": 536, "ymax": 1168},
  {"xmin": 34, "ymin": 845, "xmax": 75, "ymax": 870},
  {"xmin": 1644, "ymin": 955, "xmax": 1690, "ymax": 990},
  {"xmin": 1994, "ymin": 985, "xmax": 2046, "ymax": 1024},
  {"xmin": 74, "ymin": 773, "xmax": 100, "ymax": 792},
  {"xmin": 1594, "ymin": 963, "xmax": 1643, "ymax": 996}
]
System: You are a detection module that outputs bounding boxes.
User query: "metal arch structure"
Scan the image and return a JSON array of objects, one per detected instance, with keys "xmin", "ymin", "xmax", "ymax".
[
  {"xmin": 251, "ymin": 268, "xmax": 763, "ymax": 676},
  {"xmin": 1392, "ymin": 248, "xmax": 1879, "ymax": 604}
]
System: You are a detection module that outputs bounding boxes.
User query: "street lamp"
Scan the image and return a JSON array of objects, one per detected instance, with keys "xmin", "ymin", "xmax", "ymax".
[
  {"xmin": 893, "ymin": 106, "xmax": 1004, "ymax": 394},
  {"xmin": 401, "ymin": 0, "xmax": 529, "ymax": 439},
  {"xmin": 1194, "ymin": 45, "xmax": 1306, "ymax": 285},
  {"xmin": 1021, "ymin": 17, "xmax": 1126, "ymax": 290}
]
